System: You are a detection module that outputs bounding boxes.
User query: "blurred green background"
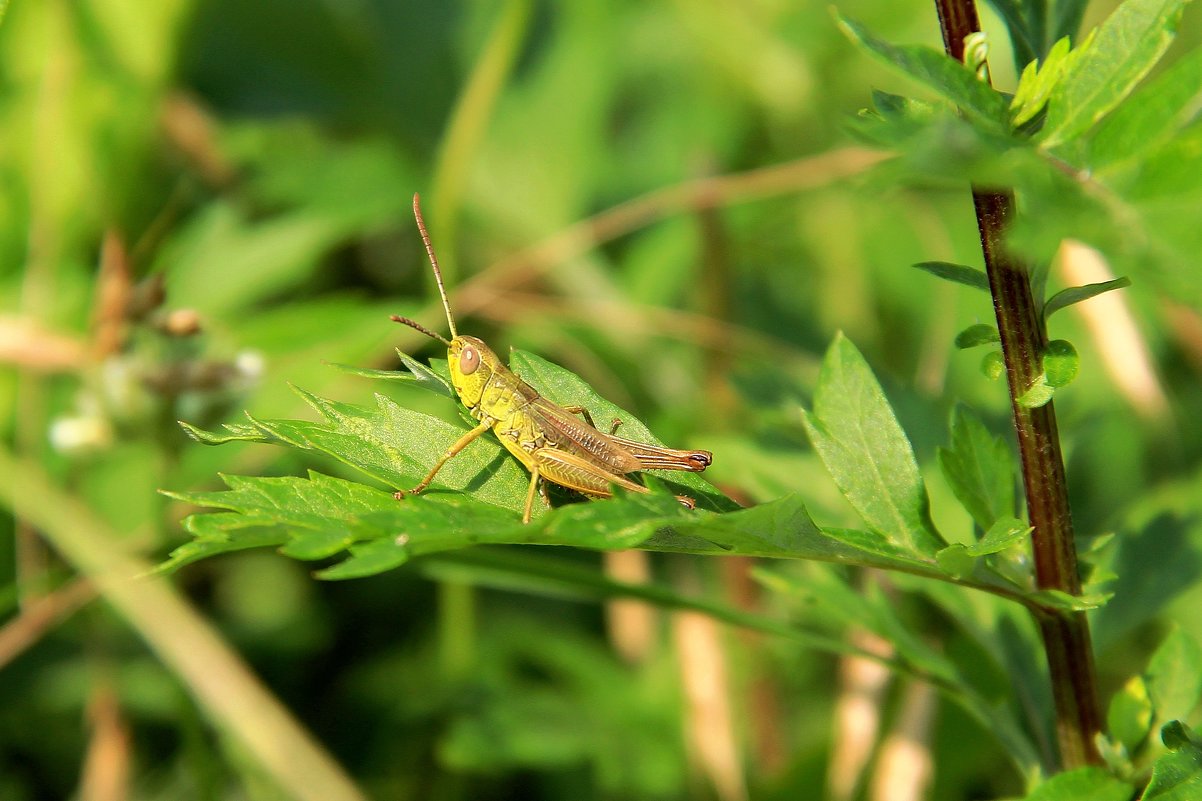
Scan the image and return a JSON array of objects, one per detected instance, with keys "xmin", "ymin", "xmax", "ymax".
[{"xmin": 3, "ymin": 0, "xmax": 1202, "ymax": 798}]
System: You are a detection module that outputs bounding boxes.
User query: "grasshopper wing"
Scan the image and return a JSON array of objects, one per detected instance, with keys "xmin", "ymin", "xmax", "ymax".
[
  {"xmin": 603, "ymin": 433, "xmax": 712, "ymax": 472},
  {"xmin": 528, "ymin": 397, "xmax": 643, "ymax": 475}
]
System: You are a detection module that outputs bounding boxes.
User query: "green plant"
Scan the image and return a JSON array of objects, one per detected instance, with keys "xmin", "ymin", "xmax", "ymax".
[{"xmin": 5, "ymin": 0, "xmax": 1202, "ymax": 798}]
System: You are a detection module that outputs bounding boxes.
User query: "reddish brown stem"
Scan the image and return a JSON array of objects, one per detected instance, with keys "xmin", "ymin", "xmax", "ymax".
[{"xmin": 934, "ymin": 0, "xmax": 1102, "ymax": 770}]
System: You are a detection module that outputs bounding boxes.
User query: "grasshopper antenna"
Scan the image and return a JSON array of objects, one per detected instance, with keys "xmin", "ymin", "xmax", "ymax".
[
  {"xmin": 390, "ymin": 314, "xmax": 451, "ymax": 346},
  {"xmin": 411, "ymin": 193, "xmax": 458, "ymax": 339}
]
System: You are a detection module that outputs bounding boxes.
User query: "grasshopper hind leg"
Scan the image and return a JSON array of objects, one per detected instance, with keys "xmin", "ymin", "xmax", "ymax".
[
  {"xmin": 523, "ymin": 469, "xmax": 541, "ymax": 524},
  {"xmin": 532, "ymin": 447, "xmax": 698, "ymax": 510}
]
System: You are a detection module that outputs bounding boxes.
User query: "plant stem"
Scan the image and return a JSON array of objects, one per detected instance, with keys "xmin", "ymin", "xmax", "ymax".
[
  {"xmin": 933, "ymin": 0, "xmax": 1102, "ymax": 770},
  {"xmin": 0, "ymin": 445, "xmax": 367, "ymax": 801}
]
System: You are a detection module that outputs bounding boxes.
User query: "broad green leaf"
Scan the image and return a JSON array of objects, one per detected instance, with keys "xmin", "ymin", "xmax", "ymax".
[
  {"xmin": 801, "ymin": 334, "xmax": 943, "ymax": 557},
  {"xmin": 1147, "ymin": 629, "xmax": 1202, "ymax": 731},
  {"xmin": 1011, "ymin": 37, "xmax": 1074, "ymax": 126},
  {"xmin": 184, "ymin": 389, "xmax": 531, "ymax": 511},
  {"xmin": 1042, "ymin": 0, "xmax": 1191, "ymax": 147},
  {"xmin": 1044, "ymin": 277, "xmax": 1131, "ymax": 318},
  {"xmin": 937, "ymin": 405, "xmax": 1017, "ymax": 531},
  {"xmin": 160, "ymin": 472, "xmax": 403, "ymax": 573},
  {"xmin": 1017, "ymin": 767, "xmax": 1133, "ymax": 801},
  {"xmin": 181, "ymin": 345, "xmax": 737, "ymax": 517},
  {"xmin": 915, "ymin": 261, "xmax": 990, "ymax": 292},
  {"xmin": 1108, "ymin": 675, "xmax": 1154, "ymax": 754},
  {"xmin": 1043, "ymin": 340, "xmax": 1079, "ymax": 387},
  {"xmin": 1141, "ymin": 722, "xmax": 1202, "ymax": 800},
  {"xmin": 162, "ymin": 472, "xmax": 942, "ymax": 579},
  {"xmin": 956, "ymin": 324, "xmax": 1001, "ymax": 349},
  {"xmin": 836, "ymin": 15, "xmax": 1011, "ymax": 131},
  {"xmin": 1089, "ymin": 48, "xmax": 1202, "ymax": 169}
]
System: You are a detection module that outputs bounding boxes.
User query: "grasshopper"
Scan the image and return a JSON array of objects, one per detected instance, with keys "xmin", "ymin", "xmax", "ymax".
[{"xmin": 391, "ymin": 194, "xmax": 713, "ymax": 523}]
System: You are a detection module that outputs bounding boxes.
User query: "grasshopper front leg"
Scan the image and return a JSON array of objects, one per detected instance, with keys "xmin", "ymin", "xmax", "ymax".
[{"xmin": 397, "ymin": 419, "xmax": 493, "ymax": 500}]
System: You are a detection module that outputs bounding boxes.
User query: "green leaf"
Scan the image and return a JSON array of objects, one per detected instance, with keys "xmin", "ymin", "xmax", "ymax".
[
  {"xmin": 981, "ymin": 350, "xmax": 1006, "ymax": 380},
  {"xmin": 397, "ymin": 351, "xmax": 457, "ymax": 398},
  {"xmin": 1010, "ymin": 36, "xmax": 1074, "ymax": 126},
  {"xmin": 1043, "ymin": 340, "xmax": 1079, "ymax": 388},
  {"xmin": 271, "ymin": 385, "xmax": 530, "ymax": 510},
  {"xmin": 325, "ymin": 363, "xmax": 411, "ymax": 381},
  {"xmin": 1042, "ymin": 0, "xmax": 1191, "ymax": 147},
  {"xmin": 847, "ymin": 92, "xmax": 935, "ymax": 148},
  {"xmin": 1108, "ymin": 674, "xmax": 1154, "ymax": 754},
  {"xmin": 801, "ymin": 334, "xmax": 943, "ymax": 557},
  {"xmin": 985, "ymin": 0, "xmax": 1086, "ymax": 69},
  {"xmin": 1016, "ymin": 766, "xmax": 1133, "ymax": 801},
  {"xmin": 761, "ymin": 563, "xmax": 1044, "ymax": 771},
  {"xmin": 179, "ymin": 420, "xmax": 266, "ymax": 445},
  {"xmin": 914, "ymin": 261, "xmax": 991, "ymax": 292},
  {"xmin": 937, "ymin": 405, "xmax": 1018, "ymax": 531},
  {"xmin": 669, "ymin": 496, "xmax": 937, "ymax": 570},
  {"xmin": 836, "ymin": 15, "xmax": 1011, "ymax": 131},
  {"xmin": 987, "ymin": 0, "xmax": 1042, "ymax": 69},
  {"xmin": 417, "ymin": 547, "xmax": 883, "ymax": 654},
  {"xmin": 1044, "ymin": 277, "xmax": 1131, "ymax": 318},
  {"xmin": 1089, "ymin": 48, "xmax": 1202, "ymax": 169},
  {"xmin": 325, "ymin": 352, "xmax": 455, "ymax": 400},
  {"xmin": 1028, "ymin": 587, "xmax": 1111, "ymax": 612},
  {"xmin": 935, "ymin": 517, "xmax": 1030, "ymax": 578},
  {"xmin": 756, "ymin": 565, "xmax": 960, "ymax": 682},
  {"xmin": 1147, "ymin": 629, "xmax": 1202, "ymax": 731},
  {"xmin": 189, "ymin": 343, "xmax": 734, "ymax": 519},
  {"xmin": 934, "ymin": 544, "xmax": 978, "ymax": 577},
  {"xmin": 163, "ymin": 471, "xmax": 941, "ymax": 579},
  {"xmin": 970, "ymin": 517, "xmax": 1031, "ymax": 555},
  {"xmin": 1141, "ymin": 722, "xmax": 1202, "ymax": 800},
  {"xmin": 1017, "ymin": 378, "xmax": 1055, "ymax": 408},
  {"xmin": 956, "ymin": 324, "xmax": 1001, "ymax": 349}
]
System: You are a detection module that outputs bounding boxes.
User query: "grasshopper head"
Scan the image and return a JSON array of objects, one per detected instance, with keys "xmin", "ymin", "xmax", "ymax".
[{"xmin": 447, "ymin": 335, "xmax": 503, "ymax": 407}]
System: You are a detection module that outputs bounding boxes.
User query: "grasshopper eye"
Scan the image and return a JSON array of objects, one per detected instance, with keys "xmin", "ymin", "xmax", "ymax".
[{"xmin": 459, "ymin": 345, "xmax": 480, "ymax": 375}]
